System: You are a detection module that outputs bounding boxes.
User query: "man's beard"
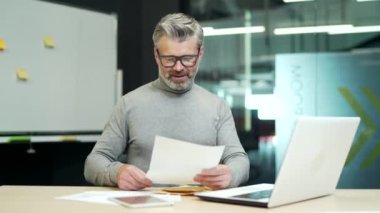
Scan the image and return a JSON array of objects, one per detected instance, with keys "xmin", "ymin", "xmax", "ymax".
[{"xmin": 160, "ymin": 69, "xmax": 197, "ymax": 91}]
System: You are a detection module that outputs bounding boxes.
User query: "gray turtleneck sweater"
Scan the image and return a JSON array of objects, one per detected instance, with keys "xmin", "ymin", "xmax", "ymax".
[{"xmin": 84, "ymin": 78, "xmax": 250, "ymax": 187}]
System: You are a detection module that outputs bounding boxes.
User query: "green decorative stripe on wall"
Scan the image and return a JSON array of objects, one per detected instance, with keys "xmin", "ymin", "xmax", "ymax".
[{"xmin": 339, "ymin": 87, "xmax": 379, "ymax": 168}]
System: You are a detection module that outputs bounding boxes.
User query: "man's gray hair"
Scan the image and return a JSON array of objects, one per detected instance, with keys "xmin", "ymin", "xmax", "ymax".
[{"xmin": 152, "ymin": 13, "xmax": 204, "ymax": 49}]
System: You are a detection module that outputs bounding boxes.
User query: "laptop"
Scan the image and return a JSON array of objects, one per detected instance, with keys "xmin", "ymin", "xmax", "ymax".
[{"xmin": 195, "ymin": 116, "xmax": 360, "ymax": 208}]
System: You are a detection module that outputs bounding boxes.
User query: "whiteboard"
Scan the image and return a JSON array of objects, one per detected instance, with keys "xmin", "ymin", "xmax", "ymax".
[{"xmin": 0, "ymin": 0, "xmax": 118, "ymax": 133}]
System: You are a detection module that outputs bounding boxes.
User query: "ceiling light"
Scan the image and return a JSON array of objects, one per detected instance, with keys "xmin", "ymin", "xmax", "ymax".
[
  {"xmin": 283, "ymin": 0, "xmax": 314, "ymax": 2},
  {"xmin": 328, "ymin": 25, "xmax": 380, "ymax": 34},
  {"xmin": 356, "ymin": 0, "xmax": 380, "ymax": 2},
  {"xmin": 203, "ymin": 26, "xmax": 265, "ymax": 37},
  {"xmin": 274, "ymin": 25, "xmax": 353, "ymax": 35}
]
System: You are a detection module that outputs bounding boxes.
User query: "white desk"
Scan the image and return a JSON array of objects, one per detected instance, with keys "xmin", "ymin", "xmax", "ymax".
[{"xmin": 1, "ymin": 186, "xmax": 379, "ymax": 213}]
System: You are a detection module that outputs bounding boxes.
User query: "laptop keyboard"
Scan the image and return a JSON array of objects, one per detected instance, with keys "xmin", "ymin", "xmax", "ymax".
[{"xmin": 232, "ymin": 189, "xmax": 273, "ymax": 200}]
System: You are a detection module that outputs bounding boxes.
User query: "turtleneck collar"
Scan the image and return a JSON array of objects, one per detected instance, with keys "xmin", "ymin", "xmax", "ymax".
[{"xmin": 152, "ymin": 76, "xmax": 193, "ymax": 94}]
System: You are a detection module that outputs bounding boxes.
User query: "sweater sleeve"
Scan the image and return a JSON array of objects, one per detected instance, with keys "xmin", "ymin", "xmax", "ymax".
[
  {"xmin": 84, "ymin": 98, "xmax": 128, "ymax": 186},
  {"xmin": 216, "ymin": 100, "xmax": 250, "ymax": 187}
]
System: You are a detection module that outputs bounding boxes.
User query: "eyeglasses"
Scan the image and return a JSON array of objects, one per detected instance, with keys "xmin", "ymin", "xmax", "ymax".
[{"xmin": 156, "ymin": 48, "xmax": 200, "ymax": 68}]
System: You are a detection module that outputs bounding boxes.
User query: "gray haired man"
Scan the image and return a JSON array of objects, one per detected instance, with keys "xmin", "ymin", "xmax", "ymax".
[{"xmin": 84, "ymin": 13, "xmax": 249, "ymax": 190}]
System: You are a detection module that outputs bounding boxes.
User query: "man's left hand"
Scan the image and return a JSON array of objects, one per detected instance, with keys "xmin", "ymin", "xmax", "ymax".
[{"xmin": 194, "ymin": 164, "xmax": 232, "ymax": 189}]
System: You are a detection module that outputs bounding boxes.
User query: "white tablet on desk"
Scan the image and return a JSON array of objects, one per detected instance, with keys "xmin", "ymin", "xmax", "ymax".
[{"xmin": 109, "ymin": 195, "xmax": 174, "ymax": 208}]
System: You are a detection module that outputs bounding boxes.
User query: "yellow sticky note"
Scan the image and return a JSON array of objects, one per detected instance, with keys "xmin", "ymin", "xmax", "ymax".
[
  {"xmin": 61, "ymin": 136, "xmax": 77, "ymax": 142},
  {"xmin": 16, "ymin": 68, "xmax": 29, "ymax": 80},
  {"xmin": 43, "ymin": 36, "xmax": 55, "ymax": 48},
  {"xmin": 0, "ymin": 37, "xmax": 7, "ymax": 50}
]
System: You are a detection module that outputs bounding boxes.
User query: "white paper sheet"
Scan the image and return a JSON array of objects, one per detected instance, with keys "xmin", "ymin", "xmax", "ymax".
[
  {"xmin": 56, "ymin": 191, "xmax": 181, "ymax": 205},
  {"xmin": 146, "ymin": 136, "xmax": 225, "ymax": 185}
]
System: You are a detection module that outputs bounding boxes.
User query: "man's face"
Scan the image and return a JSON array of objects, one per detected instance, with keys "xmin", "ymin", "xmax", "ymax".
[{"xmin": 154, "ymin": 36, "xmax": 204, "ymax": 91}]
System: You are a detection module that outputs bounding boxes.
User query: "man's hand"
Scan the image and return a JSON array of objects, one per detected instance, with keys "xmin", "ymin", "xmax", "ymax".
[
  {"xmin": 116, "ymin": 164, "xmax": 152, "ymax": 190},
  {"xmin": 193, "ymin": 164, "xmax": 232, "ymax": 189}
]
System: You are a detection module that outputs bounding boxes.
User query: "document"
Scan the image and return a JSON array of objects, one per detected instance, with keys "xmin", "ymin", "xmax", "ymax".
[{"xmin": 146, "ymin": 136, "xmax": 225, "ymax": 185}]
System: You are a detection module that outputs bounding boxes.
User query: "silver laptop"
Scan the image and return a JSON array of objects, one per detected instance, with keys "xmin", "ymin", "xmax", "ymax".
[{"xmin": 195, "ymin": 116, "xmax": 360, "ymax": 208}]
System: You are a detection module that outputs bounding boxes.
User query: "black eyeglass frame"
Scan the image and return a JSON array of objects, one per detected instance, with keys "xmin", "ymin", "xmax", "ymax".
[{"xmin": 156, "ymin": 48, "xmax": 201, "ymax": 68}]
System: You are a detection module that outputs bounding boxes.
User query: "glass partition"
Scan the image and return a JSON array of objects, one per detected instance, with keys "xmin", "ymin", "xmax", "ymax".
[{"xmin": 185, "ymin": 0, "xmax": 380, "ymax": 187}]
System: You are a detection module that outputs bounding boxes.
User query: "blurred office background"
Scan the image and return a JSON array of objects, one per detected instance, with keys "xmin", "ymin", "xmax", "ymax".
[{"xmin": 0, "ymin": 0, "xmax": 379, "ymax": 188}]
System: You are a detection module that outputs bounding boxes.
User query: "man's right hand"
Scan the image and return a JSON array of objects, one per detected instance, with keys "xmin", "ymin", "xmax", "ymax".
[{"xmin": 116, "ymin": 164, "xmax": 152, "ymax": 190}]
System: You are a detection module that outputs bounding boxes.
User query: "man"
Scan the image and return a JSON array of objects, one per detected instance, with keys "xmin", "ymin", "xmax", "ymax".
[{"xmin": 84, "ymin": 13, "xmax": 249, "ymax": 190}]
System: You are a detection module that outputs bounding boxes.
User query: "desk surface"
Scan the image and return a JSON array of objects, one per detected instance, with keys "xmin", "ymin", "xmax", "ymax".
[{"xmin": 1, "ymin": 185, "xmax": 379, "ymax": 213}]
